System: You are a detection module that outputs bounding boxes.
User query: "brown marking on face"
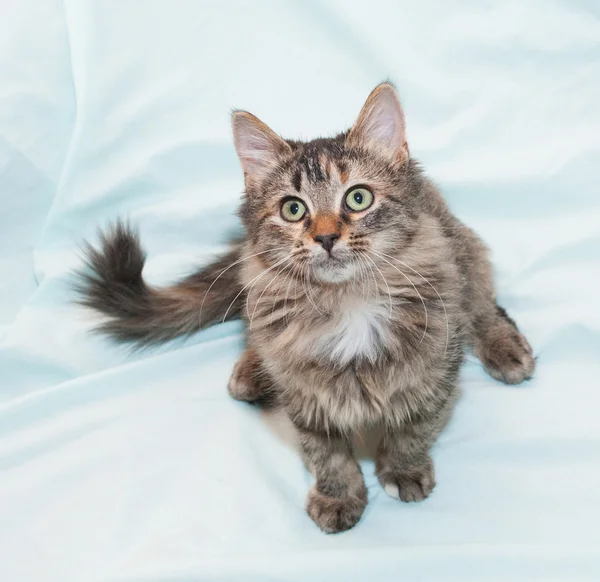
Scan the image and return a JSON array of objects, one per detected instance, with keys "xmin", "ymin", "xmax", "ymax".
[
  {"xmin": 257, "ymin": 208, "xmax": 272, "ymax": 223},
  {"xmin": 309, "ymin": 213, "xmax": 341, "ymax": 239},
  {"xmin": 336, "ymin": 160, "xmax": 349, "ymax": 184},
  {"xmin": 319, "ymin": 154, "xmax": 332, "ymax": 180}
]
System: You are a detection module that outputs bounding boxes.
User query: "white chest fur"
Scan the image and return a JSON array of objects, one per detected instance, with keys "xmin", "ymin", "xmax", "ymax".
[{"xmin": 321, "ymin": 301, "xmax": 389, "ymax": 365}]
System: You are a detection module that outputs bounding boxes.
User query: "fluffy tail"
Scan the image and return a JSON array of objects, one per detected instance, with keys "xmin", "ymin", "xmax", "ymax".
[{"xmin": 74, "ymin": 221, "xmax": 244, "ymax": 347}]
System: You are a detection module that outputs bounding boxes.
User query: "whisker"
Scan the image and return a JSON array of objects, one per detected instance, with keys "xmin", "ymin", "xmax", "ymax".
[
  {"xmin": 249, "ymin": 257, "xmax": 292, "ymax": 329},
  {"xmin": 283, "ymin": 266, "xmax": 299, "ymax": 327},
  {"xmin": 357, "ymin": 251, "xmax": 379, "ymax": 304},
  {"xmin": 269, "ymin": 263, "xmax": 294, "ymax": 323},
  {"xmin": 302, "ymin": 259, "xmax": 323, "ymax": 315},
  {"xmin": 306, "ymin": 267, "xmax": 328, "ymax": 316},
  {"xmin": 377, "ymin": 251, "xmax": 449, "ymax": 355},
  {"xmin": 292, "ymin": 264, "xmax": 301, "ymax": 321},
  {"xmin": 362, "ymin": 253, "xmax": 393, "ymax": 318},
  {"xmin": 354, "ymin": 254, "xmax": 369, "ymax": 303},
  {"xmin": 368, "ymin": 250, "xmax": 428, "ymax": 343},
  {"xmin": 247, "ymin": 253, "xmax": 300, "ymax": 323},
  {"xmin": 301, "ymin": 259, "xmax": 324, "ymax": 315},
  {"xmin": 221, "ymin": 255, "xmax": 291, "ymax": 323},
  {"xmin": 199, "ymin": 246, "xmax": 287, "ymax": 327}
]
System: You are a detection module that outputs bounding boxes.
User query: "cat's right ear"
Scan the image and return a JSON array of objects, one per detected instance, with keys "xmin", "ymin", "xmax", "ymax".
[{"xmin": 231, "ymin": 111, "xmax": 291, "ymax": 185}]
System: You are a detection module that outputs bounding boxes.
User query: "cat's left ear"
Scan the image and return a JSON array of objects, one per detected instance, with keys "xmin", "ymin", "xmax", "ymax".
[{"xmin": 346, "ymin": 82, "xmax": 409, "ymax": 164}]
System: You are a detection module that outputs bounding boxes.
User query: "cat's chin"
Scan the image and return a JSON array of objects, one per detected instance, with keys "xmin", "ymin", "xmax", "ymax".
[{"xmin": 311, "ymin": 262, "xmax": 355, "ymax": 284}]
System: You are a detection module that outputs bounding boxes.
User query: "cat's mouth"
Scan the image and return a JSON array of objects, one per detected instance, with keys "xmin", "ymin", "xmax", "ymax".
[{"xmin": 310, "ymin": 253, "xmax": 356, "ymax": 284}]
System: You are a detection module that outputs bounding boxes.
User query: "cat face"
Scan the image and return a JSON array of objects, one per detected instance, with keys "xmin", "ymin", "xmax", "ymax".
[{"xmin": 232, "ymin": 83, "xmax": 417, "ymax": 284}]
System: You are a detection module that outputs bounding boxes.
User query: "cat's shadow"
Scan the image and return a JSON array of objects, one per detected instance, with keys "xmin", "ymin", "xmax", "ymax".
[{"xmin": 259, "ymin": 405, "xmax": 382, "ymax": 461}]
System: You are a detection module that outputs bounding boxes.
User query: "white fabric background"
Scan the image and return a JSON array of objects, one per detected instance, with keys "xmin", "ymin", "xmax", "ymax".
[{"xmin": 1, "ymin": 1, "xmax": 599, "ymax": 580}]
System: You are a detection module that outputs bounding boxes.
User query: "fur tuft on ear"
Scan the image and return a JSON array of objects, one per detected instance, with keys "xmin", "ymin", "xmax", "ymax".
[
  {"xmin": 346, "ymin": 82, "xmax": 408, "ymax": 162},
  {"xmin": 231, "ymin": 111, "xmax": 291, "ymax": 184}
]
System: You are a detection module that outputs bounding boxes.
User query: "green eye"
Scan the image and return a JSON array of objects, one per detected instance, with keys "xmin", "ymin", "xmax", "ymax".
[
  {"xmin": 281, "ymin": 198, "xmax": 307, "ymax": 222},
  {"xmin": 345, "ymin": 187, "xmax": 373, "ymax": 212}
]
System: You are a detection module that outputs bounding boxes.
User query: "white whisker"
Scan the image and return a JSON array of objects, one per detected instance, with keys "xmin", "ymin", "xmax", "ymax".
[
  {"xmin": 362, "ymin": 253, "xmax": 393, "ymax": 318},
  {"xmin": 369, "ymin": 250, "xmax": 428, "ymax": 343},
  {"xmin": 361, "ymin": 252, "xmax": 379, "ymax": 302},
  {"xmin": 249, "ymin": 257, "xmax": 292, "ymax": 329},
  {"xmin": 284, "ymin": 266, "xmax": 299, "ymax": 327},
  {"xmin": 221, "ymin": 255, "xmax": 290, "ymax": 323},
  {"xmin": 301, "ymin": 259, "xmax": 324, "ymax": 315},
  {"xmin": 199, "ymin": 246, "xmax": 287, "ymax": 327},
  {"xmin": 269, "ymin": 262, "xmax": 294, "ymax": 323},
  {"xmin": 378, "ymin": 251, "xmax": 450, "ymax": 355},
  {"xmin": 354, "ymin": 253, "xmax": 371, "ymax": 303}
]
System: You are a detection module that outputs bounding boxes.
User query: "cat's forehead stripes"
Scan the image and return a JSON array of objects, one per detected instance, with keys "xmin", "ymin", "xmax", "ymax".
[
  {"xmin": 296, "ymin": 145, "xmax": 327, "ymax": 185},
  {"xmin": 292, "ymin": 167, "xmax": 303, "ymax": 192},
  {"xmin": 319, "ymin": 154, "xmax": 332, "ymax": 182},
  {"xmin": 287, "ymin": 138, "xmax": 351, "ymax": 190}
]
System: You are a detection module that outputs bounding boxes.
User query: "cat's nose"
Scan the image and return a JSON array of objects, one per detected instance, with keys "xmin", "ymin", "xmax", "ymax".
[{"xmin": 314, "ymin": 233, "xmax": 340, "ymax": 253}]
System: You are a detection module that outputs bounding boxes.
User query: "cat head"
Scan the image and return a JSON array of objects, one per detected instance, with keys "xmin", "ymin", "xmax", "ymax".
[{"xmin": 232, "ymin": 82, "xmax": 420, "ymax": 284}]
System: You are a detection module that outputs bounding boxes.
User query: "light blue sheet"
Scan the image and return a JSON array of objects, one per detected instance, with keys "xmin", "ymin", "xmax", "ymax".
[{"xmin": 1, "ymin": 1, "xmax": 599, "ymax": 580}]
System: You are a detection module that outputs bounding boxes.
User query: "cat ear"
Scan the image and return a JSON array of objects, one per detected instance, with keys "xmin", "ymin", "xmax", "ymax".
[
  {"xmin": 231, "ymin": 111, "xmax": 291, "ymax": 184},
  {"xmin": 346, "ymin": 82, "xmax": 409, "ymax": 163}
]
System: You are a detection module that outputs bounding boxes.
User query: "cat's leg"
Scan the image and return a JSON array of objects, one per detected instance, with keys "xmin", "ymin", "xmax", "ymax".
[
  {"xmin": 473, "ymin": 304, "xmax": 535, "ymax": 385},
  {"xmin": 227, "ymin": 347, "xmax": 272, "ymax": 402},
  {"xmin": 377, "ymin": 393, "xmax": 455, "ymax": 502},
  {"xmin": 295, "ymin": 423, "xmax": 367, "ymax": 533},
  {"xmin": 458, "ymin": 225, "xmax": 535, "ymax": 384}
]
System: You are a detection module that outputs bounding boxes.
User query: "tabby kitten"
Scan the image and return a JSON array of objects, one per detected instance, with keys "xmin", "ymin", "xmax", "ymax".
[{"xmin": 76, "ymin": 83, "xmax": 535, "ymax": 533}]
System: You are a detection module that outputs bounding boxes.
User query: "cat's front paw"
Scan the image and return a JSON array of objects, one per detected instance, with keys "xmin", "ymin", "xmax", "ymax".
[
  {"xmin": 476, "ymin": 323, "xmax": 535, "ymax": 385},
  {"xmin": 227, "ymin": 349, "xmax": 263, "ymax": 402},
  {"xmin": 306, "ymin": 487, "xmax": 367, "ymax": 533},
  {"xmin": 379, "ymin": 459, "xmax": 436, "ymax": 502}
]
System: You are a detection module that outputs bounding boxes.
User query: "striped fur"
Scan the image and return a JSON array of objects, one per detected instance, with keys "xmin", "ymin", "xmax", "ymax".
[{"xmin": 75, "ymin": 83, "xmax": 535, "ymax": 533}]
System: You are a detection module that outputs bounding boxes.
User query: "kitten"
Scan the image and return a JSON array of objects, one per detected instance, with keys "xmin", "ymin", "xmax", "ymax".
[{"xmin": 76, "ymin": 83, "xmax": 535, "ymax": 533}]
